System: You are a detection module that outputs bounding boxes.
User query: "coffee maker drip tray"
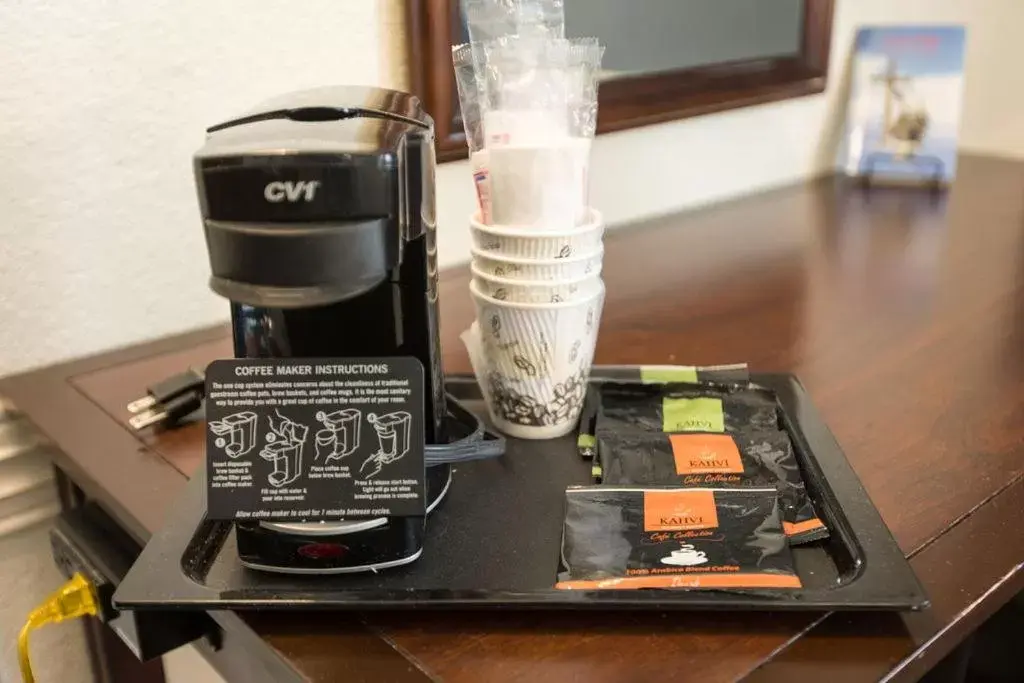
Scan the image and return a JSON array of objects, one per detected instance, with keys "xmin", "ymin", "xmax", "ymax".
[
  {"xmin": 235, "ymin": 464, "xmax": 452, "ymax": 575},
  {"xmin": 228, "ymin": 393, "xmax": 499, "ymax": 575}
]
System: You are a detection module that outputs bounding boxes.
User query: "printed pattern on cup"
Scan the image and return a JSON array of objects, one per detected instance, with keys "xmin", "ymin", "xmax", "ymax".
[
  {"xmin": 512, "ymin": 354, "xmax": 538, "ymax": 377},
  {"xmin": 479, "ymin": 313, "xmax": 595, "ymax": 380},
  {"xmin": 473, "ymin": 249, "xmax": 604, "ymax": 281},
  {"xmin": 473, "ymin": 275, "xmax": 594, "ymax": 305},
  {"xmin": 487, "ymin": 368, "xmax": 588, "ymax": 427},
  {"xmin": 469, "ymin": 208, "xmax": 604, "ymax": 260},
  {"xmin": 474, "ymin": 285, "xmax": 605, "ymax": 383},
  {"xmin": 469, "ymin": 280, "xmax": 606, "ymax": 434},
  {"xmin": 569, "ymin": 339, "xmax": 582, "ymax": 363}
]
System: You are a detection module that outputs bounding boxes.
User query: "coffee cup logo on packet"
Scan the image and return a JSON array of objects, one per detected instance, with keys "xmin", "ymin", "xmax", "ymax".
[{"xmin": 556, "ymin": 487, "xmax": 802, "ymax": 590}]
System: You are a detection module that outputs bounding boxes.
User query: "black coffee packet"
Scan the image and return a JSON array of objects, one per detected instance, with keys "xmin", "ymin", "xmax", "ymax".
[
  {"xmin": 595, "ymin": 429, "xmax": 828, "ymax": 544},
  {"xmin": 598, "ymin": 382, "xmax": 779, "ymax": 434},
  {"xmin": 577, "ymin": 364, "xmax": 751, "ymax": 460},
  {"xmin": 557, "ymin": 487, "xmax": 801, "ymax": 590}
]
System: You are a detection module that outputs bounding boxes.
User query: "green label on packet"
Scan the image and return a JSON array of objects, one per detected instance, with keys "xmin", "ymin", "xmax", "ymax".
[
  {"xmin": 662, "ymin": 397, "xmax": 724, "ymax": 432},
  {"xmin": 577, "ymin": 433, "xmax": 597, "ymax": 449},
  {"xmin": 640, "ymin": 366, "xmax": 699, "ymax": 384}
]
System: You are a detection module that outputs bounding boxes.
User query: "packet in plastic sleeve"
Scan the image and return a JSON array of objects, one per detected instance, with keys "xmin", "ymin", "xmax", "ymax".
[
  {"xmin": 598, "ymin": 382, "xmax": 780, "ymax": 434},
  {"xmin": 454, "ymin": 43, "xmax": 492, "ymax": 221},
  {"xmin": 462, "ymin": 0, "xmax": 565, "ymax": 48},
  {"xmin": 479, "ymin": 36, "xmax": 575, "ymax": 145},
  {"xmin": 464, "ymin": 0, "xmax": 565, "ymax": 101},
  {"xmin": 479, "ymin": 36, "xmax": 602, "ymax": 146},
  {"xmin": 486, "ymin": 138, "xmax": 590, "ymax": 227},
  {"xmin": 565, "ymin": 38, "xmax": 604, "ymax": 139},
  {"xmin": 577, "ymin": 364, "xmax": 751, "ymax": 461},
  {"xmin": 452, "ymin": 43, "xmax": 485, "ymax": 153},
  {"xmin": 595, "ymin": 429, "xmax": 829, "ymax": 544},
  {"xmin": 556, "ymin": 487, "xmax": 801, "ymax": 590},
  {"xmin": 476, "ymin": 37, "xmax": 602, "ymax": 226},
  {"xmin": 471, "ymin": 150, "xmax": 492, "ymax": 224}
]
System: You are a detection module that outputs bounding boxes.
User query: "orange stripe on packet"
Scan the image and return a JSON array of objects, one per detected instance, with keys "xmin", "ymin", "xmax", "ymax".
[
  {"xmin": 783, "ymin": 518, "xmax": 826, "ymax": 536},
  {"xmin": 555, "ymin": 573, "xmax": 802, "ymax": 591}
]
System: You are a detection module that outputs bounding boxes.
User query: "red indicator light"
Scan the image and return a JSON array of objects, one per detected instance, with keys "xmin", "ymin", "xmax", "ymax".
[{"xmin": 297, "ymin": 543, "xmax": 347, "ymax": 560}]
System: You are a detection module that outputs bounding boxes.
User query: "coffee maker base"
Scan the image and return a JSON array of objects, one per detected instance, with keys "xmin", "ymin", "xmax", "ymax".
[{"xmin": 235, "ymin": 463, "xmax": 452, "ymax": 575}]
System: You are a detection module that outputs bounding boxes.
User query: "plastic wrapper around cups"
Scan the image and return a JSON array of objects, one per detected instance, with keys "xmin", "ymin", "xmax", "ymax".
[
  {"xmin": 470, "ymin": 208, "xmax": 604, "ymax": 259},
  {"xmin": 463, "ymin": 280, "xmax": 605, "ymax": 439},
  {"xmin": 456, "ymin": 42, "xmax": 589, "ymax": 226},
  {"xmin": 453, "ymin": 35, "xmax": 604, "ymax": 225},
  {"xmin": 462, "ymin": 0, "xmax": 566, "ymax": 48},
  {"xmin": 479, "ymin": 36, "xmax": 603, "ymax": 144},
  {"xmin": 471, "ymin": 244, "xmax": 603, "ymax": 280},
  {"xmin": 479, "ymin": 38, "xmax": 602, "ymax": 227},
  {"xmin": 451, "ymin": 35, "xmax": 597, "ymax": 153},
  {"xmin": 452, "ymin": 43, "xmax": 487, "ymax": 155},
  {"xmin": 484, "ymin": 138, "xmax": 591, "ymax": 228}
]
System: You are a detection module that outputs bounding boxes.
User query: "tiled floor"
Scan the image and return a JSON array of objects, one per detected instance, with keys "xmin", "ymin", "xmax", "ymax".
[
  {"xmin": 163, "ymin": 644, "xmax": 228, "ymax": 683},
  {"xmin": 0, "ymin": 510, "xmax": 229, "ymax": 683},
  {"xmin": 0, "ymin": 519, "xmax": 92, "ymax": 683},
  {"xmin": 0, "ymin": 406, "xmax": 229, "ymax": 683}
]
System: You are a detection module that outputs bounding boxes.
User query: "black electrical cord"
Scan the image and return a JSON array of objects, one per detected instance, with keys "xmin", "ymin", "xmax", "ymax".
[{"xmin": 426, "ymin": 396, "xmax": 505, "ymax": 465}]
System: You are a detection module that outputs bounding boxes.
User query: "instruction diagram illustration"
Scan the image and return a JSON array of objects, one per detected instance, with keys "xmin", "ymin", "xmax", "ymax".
[
  {"xmin": 313, "ymin": 409, "xmax": 362, "ymax": 462},
  {"xmin": 208, "ymin": 411, "xmax": 258, "ymax": 458},
  {"xmin": 260, "ymin": 410, "xmax": 309, "ymax": 488},
  {"xmin": 360, "ymin": 412, "xmax": 412, "ymax": 479}
]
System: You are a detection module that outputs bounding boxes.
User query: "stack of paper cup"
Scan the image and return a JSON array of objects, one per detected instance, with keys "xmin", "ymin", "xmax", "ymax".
[
  {"xmin": 452, "ymin": 7, "xmax": 606, "ymax": 440},
  {"xmin": 464, "ymin": 199, "xmax": 606, "ymax": 440}
]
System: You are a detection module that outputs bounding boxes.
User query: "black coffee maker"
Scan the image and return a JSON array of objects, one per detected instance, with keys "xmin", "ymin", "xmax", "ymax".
[{"xmin": 194, "ymin": 86, "xmax": 452, "ymax": 573}]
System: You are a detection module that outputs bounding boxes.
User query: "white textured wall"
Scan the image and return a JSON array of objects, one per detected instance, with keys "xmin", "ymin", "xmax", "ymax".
[
  {"xmin": 0, "ymin": 0, "xmax": 404, "ymax": 375},
  {"xmin": 0, "ymin": 0, "xmax": 1021, "ymax": 378},
  {"xmin": 0, "ymin": 2, "xmax": 1020, "ymax": 682}
]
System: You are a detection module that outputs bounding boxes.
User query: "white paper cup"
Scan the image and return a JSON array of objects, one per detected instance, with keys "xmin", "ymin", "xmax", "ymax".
[
  {"xmin": 470, "ymin": 209, "xmax": 604, "ymax": 260},
  {"xmin": 471, "ymin": 265, "xmax": 602, "ymax": 304},
  {"xmin": 467, "ymin": 280, "xmax": 605, "ymax": 439},
  {"xmin": 471, "ymin": 245, "xmax": 603, "ymax": 281},
  {"xmin": 486, "ymin": 139, "xmax": 590, "ymax": 229}
]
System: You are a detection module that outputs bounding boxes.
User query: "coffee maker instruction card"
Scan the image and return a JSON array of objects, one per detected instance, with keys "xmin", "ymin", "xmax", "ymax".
[{"xmin": 204, "ymin": 358, "xmax": 426, "ymax": 521}]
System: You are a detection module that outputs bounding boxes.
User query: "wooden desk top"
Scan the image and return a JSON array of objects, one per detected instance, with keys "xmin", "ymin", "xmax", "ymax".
[{"xmin": 3, "ymin": 155, "xmax": 1023, "ymax": 683}]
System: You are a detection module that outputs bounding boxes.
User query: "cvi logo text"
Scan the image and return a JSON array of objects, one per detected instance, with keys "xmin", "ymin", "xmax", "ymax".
[{"xmin": 264, "ymin": 180, "xmax": 320, "ymax": 203}]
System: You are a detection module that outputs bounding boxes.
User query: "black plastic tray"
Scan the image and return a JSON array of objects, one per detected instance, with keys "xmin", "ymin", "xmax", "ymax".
[{"xmin": 113, "ymin": 373, "xmax": 928, "ymax": 611}]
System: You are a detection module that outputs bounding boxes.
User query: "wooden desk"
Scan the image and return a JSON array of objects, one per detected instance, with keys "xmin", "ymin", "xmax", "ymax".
[{"xmin": 3, "ymin": 155, "xmax": 1023, "ymax": 683}]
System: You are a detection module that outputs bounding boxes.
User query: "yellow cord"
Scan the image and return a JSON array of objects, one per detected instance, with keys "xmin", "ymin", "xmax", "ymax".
[{"xmin": 17, "ymin": 573, "xmax": 99, "ymax": 683}]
